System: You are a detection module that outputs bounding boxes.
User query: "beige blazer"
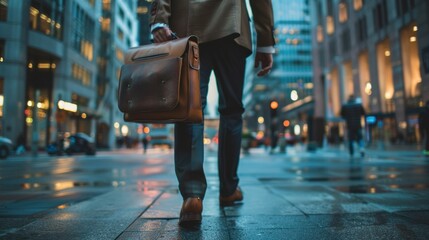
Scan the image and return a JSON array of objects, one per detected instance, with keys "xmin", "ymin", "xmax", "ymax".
[{"xmin": 149, "ymin": 0, "xmax": 275, "ymax": 52}]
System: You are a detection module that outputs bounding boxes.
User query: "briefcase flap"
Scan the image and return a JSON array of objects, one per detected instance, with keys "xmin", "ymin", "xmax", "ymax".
[
  {"xmin": 125, "ymin": 36, "xmax": 198, "ymax": 64},
  {"xmin": 118, "ymin": 57, "xmax": 183, "ymax": 113}
]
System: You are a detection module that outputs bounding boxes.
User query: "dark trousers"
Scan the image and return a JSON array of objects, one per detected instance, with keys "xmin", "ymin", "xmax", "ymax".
[
  {"xmin": 425, "ymin": 129, "xmax": 429, "ymax": 151},
  {"xmin": 174, "ymin": 37, "xmax": 248, "ymax": 199},
  {"xmin": 347, "ymin": 128, "xmax": 364, "ymax": 156}
]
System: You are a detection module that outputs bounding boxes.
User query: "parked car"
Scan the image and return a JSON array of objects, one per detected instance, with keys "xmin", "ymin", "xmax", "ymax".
[
  {"xmin": 0, "ymin": 136, "xmax": 13, "ymax": 159},
  {"xmin": 47, "ymin": 133, "xmax": 96, "ymax": 156},
  {"xmin": 65, "ymin": 133, "xmax": 96, "ymax": 155}
]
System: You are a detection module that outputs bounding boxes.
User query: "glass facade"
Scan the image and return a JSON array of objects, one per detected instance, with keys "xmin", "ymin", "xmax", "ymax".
[
  {"xmin": 72, "ymin": 63, "xmax": 92, "ymax": 86},
  {"xmin": 137, "ymin": 0, "xmax": 153, "ymax": 45},
  {"xmin": 29, "ymin": 0, "xmax": 64, "ymax": 40},
  {"xmin": 71, "ymin": 2, "xmax": 95, "ymax": 61},
  {"xmin": 272, "ymin": 0, "xmax": 313, "ymax": 102}
]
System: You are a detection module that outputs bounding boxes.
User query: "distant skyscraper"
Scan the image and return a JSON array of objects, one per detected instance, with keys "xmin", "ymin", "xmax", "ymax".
[
  {"xmin": 137, "ymin": 0, "xmax": 152, "ymax": 45},
  {"xmin": 244, "ymin": 0, "xmax": 313, "ymax": 140}
]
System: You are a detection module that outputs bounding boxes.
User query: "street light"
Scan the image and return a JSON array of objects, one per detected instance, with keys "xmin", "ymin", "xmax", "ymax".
[
  {"xmin": 283, "ymin": 120, "xmax": 290, "ymax": 128},
  {"xmin": 270, "ymin": 100, "xmax": 278, "ymax": 118},
  {"xmin": 270, "ymin": 100, "xmax": 279, "ymax": 110}
]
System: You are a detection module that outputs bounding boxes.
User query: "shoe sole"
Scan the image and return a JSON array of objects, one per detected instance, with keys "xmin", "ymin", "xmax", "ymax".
[
  {"xmin": 179, "ymin": 213, "xmax": 202, "ymax": 227},
  {"xmin": 219, "ymin": 198, "xmax": 243, "ymax": 206}
]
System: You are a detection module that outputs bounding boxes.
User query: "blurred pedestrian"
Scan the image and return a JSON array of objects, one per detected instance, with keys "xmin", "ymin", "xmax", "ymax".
[
  {"xmin": 15, "ymin": 133, "xmax": 26, "ymax": 155},
  {"xmin": 419, "ymin": 100, "xmax": 429, "ymax": 156},
  {"xmin": 341, "ymin": 95, "xmax": 366, "ymax": 158},
  {"xmin": 150, "ymin": 0, "xmax": 274, "ymax": 227},
  {"xmin": 141, "ymin": 135, "xmax": 150, "ymax": 154}
]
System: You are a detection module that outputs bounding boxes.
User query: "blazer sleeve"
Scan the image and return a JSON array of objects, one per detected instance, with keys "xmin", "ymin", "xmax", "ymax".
[
  {"xmin": 249, "ymin": 0, "xmax": 275, "ymax": 47},
  {"xmin": 149, "ymin": 0, "xmax": 171, "ymax": 26}
]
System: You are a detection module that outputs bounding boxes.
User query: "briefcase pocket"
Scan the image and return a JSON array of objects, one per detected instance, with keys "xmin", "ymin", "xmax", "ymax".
[{"xmin": 118, "ymin": 57, "xmax": 183, "ymax": 113}]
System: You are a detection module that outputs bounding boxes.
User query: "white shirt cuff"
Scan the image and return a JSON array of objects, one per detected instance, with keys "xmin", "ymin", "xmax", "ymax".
[
  {"xmin": 150, "ymin": 23, "xmax": 169, "ymax": 33},
  {"xmin": 257, "ymin": 46, "xmax": 275, "ymax": 54}
]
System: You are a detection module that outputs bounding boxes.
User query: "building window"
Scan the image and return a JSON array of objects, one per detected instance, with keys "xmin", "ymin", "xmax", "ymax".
[
  {"xmin": 341, "ymin": 29, "xmax": 351, "ymax": 52},
  {"xmin": 137, "ymin": 5, "xmax": 148, "ymax": 14},
  {"xmin": 86, "ymin": 0, "xmax": 95, "ymax": 7},
  {"xmin": 396, "ymin": 0, "xmax": 416, "ymax": 16},
  {"xmin": 326, "ymin": 0, "xmax": 335, "ymax": 34},
  {"xmin": 72, "ymin": 63, "xmax": 92, "ymax": 86},
  {"xmin": 328, "ymin": 68, "xmax": 341, "ymax": 116},
  {"xmin": 338, "ymin": 2, "xmax": 348, "ymax": 23},
  {"xmin": 72, "ymin": 2, "xmax": 95, "ymax": 61},
  {"xmin": 343, "ymin": 61, "xmax": 354, "ymax": 100},
  {"xmin": 118, "ymin": 8, "xmax": 124, "ymax": 19},
  {"xmin": 101, "ymin": 17, "xmax": 110, "ymax": 32},
  {"xmin": 117, "ymin": 28, "xmax": 124, "ymax": 41},
  {"xmin": 326, "ymin": 16, "xmax": 335, "ymax": 35},
  {"xmin": 317, "ymin": 25, "xmax": 324, "ymax": 43},
  {"xmin": 29, "ymin": 0, "xmax": 64, "ymax": 40},
  {"xmin": 0, "ymin": 39, "xmax": 4, "ymax": 63},
  {"xmin": 373, "ymin": 0, "xmax": 388, "ymax": 31},
  {"xmin": 400, "ymin": 23, "xmax": 421, "ymax": 107},
  {"xmin": 103, "ymin": 0, "xmax": 111, "ymax": 10},
  {"xmin": 71, "ymin": 93, "xmax": 89, "ymax": 107},
  {"xmin": 356, "ymin": 16, "xmax": 367, "ymax": 42},
  {"xmin": 358, "ymin": 51, "xmax": 371, "ymax": 110},
  {"xmin": 116, "ymin": 47, "xmax": 124, "ymax": 62},
  {"xmin": 0, "ymin": 0, "xmax": 7, "ymax": 21},
  {"xmin": 354, "ymin": 0, "xmax": 364, "ymax": 11},
  {"xmin": 376, "ymin": 38, "xmax": 395, "ymax": 113}
]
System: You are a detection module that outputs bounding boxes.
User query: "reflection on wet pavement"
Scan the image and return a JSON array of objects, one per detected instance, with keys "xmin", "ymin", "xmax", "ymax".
[{"xmin": 1, "ymin": 149, "xmax": 429, "ymax": 239}]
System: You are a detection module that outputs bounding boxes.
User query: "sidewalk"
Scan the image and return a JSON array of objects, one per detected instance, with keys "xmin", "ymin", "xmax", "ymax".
[{"xmin": 1, "ymin": 147, "xmax": 429, "ymax": 239}]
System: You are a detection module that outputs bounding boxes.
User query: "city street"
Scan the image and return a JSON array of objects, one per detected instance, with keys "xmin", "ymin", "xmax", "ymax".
[{"xmin": 0, "ymin": 146, "xmax": 429, "ymax": 239}]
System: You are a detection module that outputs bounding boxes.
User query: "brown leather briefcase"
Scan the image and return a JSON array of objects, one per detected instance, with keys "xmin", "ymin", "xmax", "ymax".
[{"xmin": 118, "ymin": 36, "xmax": 202, "ymax": 123}]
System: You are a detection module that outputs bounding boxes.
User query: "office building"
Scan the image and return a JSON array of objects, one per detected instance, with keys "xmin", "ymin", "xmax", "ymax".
[
  {"xmin": 244, "ymin": 0, "xmax": 313, "ymax": 140},
  {"xmin": 310, "ymin": 0, "xmax": 429, "ymax": 146},
  {"xmin": 0, "ymin": 0, "xmax": 138, "ymax": 149}
]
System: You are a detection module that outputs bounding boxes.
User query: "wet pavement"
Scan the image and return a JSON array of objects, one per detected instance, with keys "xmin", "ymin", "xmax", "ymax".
[{"xmin": 0, "ymin": 146, "xmax": 429, "ymax": 239}]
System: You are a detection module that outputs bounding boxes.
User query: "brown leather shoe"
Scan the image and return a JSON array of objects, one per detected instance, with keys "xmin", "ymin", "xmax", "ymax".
[
  {"xmin": 219, "ymin": 187, "xmax": 243, "ymax": 206},
  {"xmin": 179, "ymin": 197, "xmax": 202, "ymax": 227}
]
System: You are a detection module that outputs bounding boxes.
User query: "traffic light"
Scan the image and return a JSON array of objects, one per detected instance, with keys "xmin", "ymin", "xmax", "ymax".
[{"xmin": 270, "ymin": 100, "xmax": 278, "ymax": 118}]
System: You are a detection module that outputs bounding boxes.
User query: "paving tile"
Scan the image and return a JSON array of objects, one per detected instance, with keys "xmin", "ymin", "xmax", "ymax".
[
  {"xmin": 116, "ymin": 231, "xmax": 162, "ymax": 240},
  {"xmin": 140, "ymin": 192, "xmax": 182, "ymax": 219},
  {"xmin": 0, "ymin": 231, "xmax": 84, "ymax": 240},
  {"xmin": 164, "ymin": 217, "xmax": 229, "ymax": 231},
  {"xmin": 0, "ymin": 218, "xmax": 34, "ymax": 231},
  {"xmin": 229, "ymin": 228, "xmax": 335, "ymax": 240},
  {"xmin": 394, "ymin": 211, "xmax": 429, "ymax": 224},
  {"xmin": 226, "ymin": 215, "xmax": 318, "ymax": 230},
  {"xmin": 308, "ymin": 212, "xmax": 415, "ymax": 228},
  {"xmin": 356, "ymin": 192, "xmax": 429, "ymax": 212},
  {"xmin": 125, "ymin": 218, "xmax": 168, "ymax": 232},
  {"xmin": 223, "ymin": 186, "xmax": 302, "ymax": 216},
  {"xmin": 327, "ymin": 224, "xmax": 429, "ymax": 240},
  {"xmin": 157, "ymin": 230, "xmax": 230, "ymax": 240}
]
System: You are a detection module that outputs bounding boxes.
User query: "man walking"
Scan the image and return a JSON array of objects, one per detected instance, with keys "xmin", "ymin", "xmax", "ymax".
[
  {"xmin": 341, "ymin": 95, "xmax": 366, "ymax": 158},
  {"xmin": 150, "ymin": 0, "xmax": 275, "ymax": 227}
]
